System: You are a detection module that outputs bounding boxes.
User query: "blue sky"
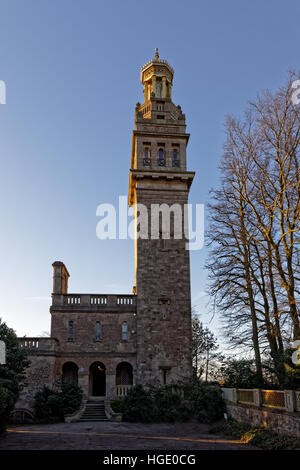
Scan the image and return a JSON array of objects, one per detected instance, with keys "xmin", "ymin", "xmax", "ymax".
[{"xmin": 0, "ymin": 0, "xmax": 299, "ymax": 340}]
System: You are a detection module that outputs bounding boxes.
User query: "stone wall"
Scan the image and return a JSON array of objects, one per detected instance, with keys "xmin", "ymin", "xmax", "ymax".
[
  {"xmin": 135, "ymin": 185, "xmax": 193, "ymax": 386},
  {"xmin": 226, "ymin": 403, "xmax": 300, "ymax": 438},
  {"xmin": 15, "ymin": 355, "xmax": 56, "ymax": 412},
  {"xmin": 51, "ymin": 311, "xmax": 136, "ymax": 355}
]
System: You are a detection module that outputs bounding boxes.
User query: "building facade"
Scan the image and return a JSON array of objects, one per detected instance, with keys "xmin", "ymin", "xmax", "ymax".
[{"xmin": 16, "ymin": 50, "xmax": 195, "ymax": 416}]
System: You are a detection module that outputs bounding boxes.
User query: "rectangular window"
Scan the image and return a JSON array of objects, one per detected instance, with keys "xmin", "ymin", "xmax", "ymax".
[
  {"xmin": 163, "ymin": 369, "xmax": 167, "ymax": 385},
  {"xmin": 122, "ymin": 322, "xmax": 128, "ymax": 341},
  {"xmin": 95, "ymin": 321, "xmax": 102, "ymax": 341},
  {"xmin": 159, "ymin": 232, "xmax": 165, "ymax": 249},
  {"xmin": 161, "ymin": 301, "xmax": 169, "ymax": 319},
  {"xmin": 68, "ymin": 321, "xmax": 74, "ymax": 341}
]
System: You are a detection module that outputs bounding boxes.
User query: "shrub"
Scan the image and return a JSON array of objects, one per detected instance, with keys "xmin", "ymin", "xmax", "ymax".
[
  {"xmin": 184, "ymin": 378, "xmax": 225, "ymax": 423},
  {"xmin": 34, "ymin": 380, "xmax": 83, "ymax": 423},
  {"xmin": 122, "ymin": 381, "xmax": 222, "ymax": 423},
  {"xmin": 110, "ymin": 398, "xmax": 125, "ymax": 414},
  {"xmin": 0, "ymin": 319, "xmax": 30, "ymax": 433},
  {"xmin": 123, "ymin": 385, "xmax": 154, "ymax": 422}
]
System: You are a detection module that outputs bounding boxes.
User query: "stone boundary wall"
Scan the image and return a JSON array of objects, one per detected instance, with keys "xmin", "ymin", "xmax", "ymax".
[{"xmin": 226, "ymin": 402, "xmax": 300, "ymax": 438}]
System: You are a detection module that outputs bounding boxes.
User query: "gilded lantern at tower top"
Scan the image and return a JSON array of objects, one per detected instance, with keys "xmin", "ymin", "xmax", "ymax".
[{"xmin": 140, "ymin": 49, "xmax": 174, "ymax": 101}]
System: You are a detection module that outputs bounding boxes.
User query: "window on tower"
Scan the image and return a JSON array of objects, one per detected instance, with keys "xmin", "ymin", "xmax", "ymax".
[
  {"xmin": 172, "ymin": 147, "xmax": 180, "ymax": 167},
  {"xmin": 158, "ymin": 148, "xmax": 166, "ymax": 166},
  {"xmin": 122, "ymin": 321, "xmax": 128, "ymax": 341},
  {"xmin": 159, "ymin": 231, "xmax": 165, "ymax": 249},
  {"xmin": 160, "ymin": 300, "xmax": 169, "ymax": 319},
  {"xmin": 143, "ymin": 143, "xmax": 151, "ymax": 167},
  {"xmin": 95, "ymin": 321, "xmax": 102, "ymax": 341},
  {"xmin": 68, "ymin": 321, "xmax": 74, "ymax": 341}
]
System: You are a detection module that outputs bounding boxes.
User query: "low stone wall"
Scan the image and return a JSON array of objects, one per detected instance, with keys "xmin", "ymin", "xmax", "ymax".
[{"xmin": 226, "ymin": 402, "xmax": 300, "ymax": 438}]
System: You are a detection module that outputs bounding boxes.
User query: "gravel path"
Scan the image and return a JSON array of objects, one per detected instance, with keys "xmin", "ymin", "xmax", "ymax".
[{"xmin": 0, "ymin": 421, "xmax": 257, "ymax": 450}]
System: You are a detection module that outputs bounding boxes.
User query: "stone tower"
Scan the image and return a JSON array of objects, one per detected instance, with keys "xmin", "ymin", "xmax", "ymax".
[{"xmin": 129, "ymin": 49, "xmax": 195, "ymax": 386}]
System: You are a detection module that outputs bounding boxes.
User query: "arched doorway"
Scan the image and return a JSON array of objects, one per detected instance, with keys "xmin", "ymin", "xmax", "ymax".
[
  {"xmin": 89, "ymin": 362, "xmax": 106, "ymax": 396},
  {"xmin": 62, "ymin": 362, "xmax": 78, "ymax": 385},
  {"xmin": 116, "ymin": 362, "xmax": 133, "ymax": 386}
]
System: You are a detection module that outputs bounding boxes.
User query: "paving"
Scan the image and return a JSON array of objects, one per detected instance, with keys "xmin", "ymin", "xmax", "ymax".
[{"xmin": 0, "ymin": 421, "xmax": 258, "ymax": 450}]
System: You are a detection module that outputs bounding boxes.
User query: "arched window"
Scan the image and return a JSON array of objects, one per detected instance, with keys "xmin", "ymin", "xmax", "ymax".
[
  {"xmin": 158, "ymin": 148, "xmax": 164, "ymax": 160},
  {"xmin": 95, "ymin": 321, "xmax": 102, "ymax": 341},
  {"xmin": 122, "ymin": 322, "xmax": 128, "ymax": 341},
  {"xmin": 62, "ymin": 362, "xmax": 78, "ymax": 385},
  {"xmin": 116, "ymin": 362, "xmax": 133, "ymax": 385}
]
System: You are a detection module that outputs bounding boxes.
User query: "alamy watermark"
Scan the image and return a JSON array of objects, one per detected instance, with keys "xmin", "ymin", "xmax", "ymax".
[
  {"xmin": 0, "ymin": 80, "xmax": 6, "ymax": 104},
  {"xmin": 291, "ymin": 79, "xmax": 300, "ymax": 105},
  {"xmin": 96, "ymin": 196, "xmax": 204, "ymax": 251},
  {"xmin": 292, "ymin": 340, "xmax": 300, "ymax": 366},
  {"xmin": 0, "ymin": 340, "xmax": 6, "ymax": 365}
]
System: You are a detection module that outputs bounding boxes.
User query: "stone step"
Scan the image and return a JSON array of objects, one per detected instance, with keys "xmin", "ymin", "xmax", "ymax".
[
  {"xmin": 79, "ymin": 401, "xmax": 108, "ymax": 422},
  {"xmin": 80, "ymin": 419, "xmax": 108, "ymax": 422}
]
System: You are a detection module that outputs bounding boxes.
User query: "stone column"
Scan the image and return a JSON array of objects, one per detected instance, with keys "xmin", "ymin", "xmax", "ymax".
[
  {"xmin": 232, "ymin": 388, "xmax": 238, "ymax": 404},
  {"xmin": 152, "ymin": 75, "xmax": 156, "ymax": 97},
  {"xmin": 78, "ymin": 367, "xmax": 89, "ymax": 398},
  {"xmin": 284, "ymin": 390, "xmax": 296, "ymax": 412},
  {"xmin": 106, "ymin": 366, "xmax": 115, "ymax": 398},
  {"xmin": 253, "ymin": 388, "xmax": 262, "ymax": 407},
  {"xmin": 162, "ymin": 76, "xmax": 167, "ymax": 98},
  {"xmin": 168, "ymin": 82, "xmax": 172, "ymax": 99}
]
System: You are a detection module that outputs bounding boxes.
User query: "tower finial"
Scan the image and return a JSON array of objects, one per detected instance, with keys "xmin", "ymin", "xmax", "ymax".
[{"xmin": 155, "ymin": 48, "xmax": 159, "ymax": 60}]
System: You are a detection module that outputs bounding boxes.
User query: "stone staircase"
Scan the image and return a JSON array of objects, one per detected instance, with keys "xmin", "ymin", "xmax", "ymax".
[{"xmin": 79, "ymin": 400, "xmax": 108, "ymax": 422}]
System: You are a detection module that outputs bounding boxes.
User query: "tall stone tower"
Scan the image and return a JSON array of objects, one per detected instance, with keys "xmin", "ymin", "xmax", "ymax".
[{"xmin": 128, "ymin": 50, "xmax": 195, "ymax": 386}]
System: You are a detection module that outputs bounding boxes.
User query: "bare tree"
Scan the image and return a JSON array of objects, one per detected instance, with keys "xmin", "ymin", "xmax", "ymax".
[{"xmin": 206, "ymin": 73, "xmax": 300, "ymax": 385}]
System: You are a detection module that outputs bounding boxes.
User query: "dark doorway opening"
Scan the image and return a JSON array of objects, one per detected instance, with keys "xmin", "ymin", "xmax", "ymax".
[{"xmin": 89, "ymin": 362, "xmax": 106, "ymax": 396}]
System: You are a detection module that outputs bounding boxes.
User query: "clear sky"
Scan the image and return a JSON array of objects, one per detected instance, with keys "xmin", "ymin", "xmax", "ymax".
[{"xmin": 0, "ymin": 0, "xmax": 299, "ymax": 340}]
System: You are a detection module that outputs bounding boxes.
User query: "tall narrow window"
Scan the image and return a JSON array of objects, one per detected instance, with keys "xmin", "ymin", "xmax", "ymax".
[
  {"xmin": 172, "ymin": 148, "xmax": 180, "ymax": 167},
  {"xmin": 143, "ymin": 145, "xmax": 151, "ymax": 167},
  {"xmin": 163, "ymin": 369, "xmax": 167, "ymax": 385},
  {"xmin": 95, "ymin": 321, "xmax": 102, "ymax": 341},
  {"xmin": 68, "ymin": 321, "xmax": 74, "ymax": 341},
  {"xmin": 162, "ymin": 303, "xmax": 167, "ymax": 319},
  {"xmin": 158, "ymin": 148, "xmax": 164, "ymax": 160},
  {"xmin": 122, "ymin": 321, "xmax": 128, "ymax": 341},
  {"xmin": 159, "ymin": 231, "xmax": 165, "ymax": 249}
]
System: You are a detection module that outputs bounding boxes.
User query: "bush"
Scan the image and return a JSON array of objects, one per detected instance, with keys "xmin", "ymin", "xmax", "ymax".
[
  {"xmin": 123, "ymin": 385, "xmax": 155, "ymax": 422},
  {"xmin": 122, "ymin": 381, "xmax": 224, "ymax": 423},
  {"xmin": 123, "ymin": 384, "xmax": 190, "ymax": 423},
  {"xmin": 110, "ymin": 398, "xmax": 125, "ymax": 414},
  {"xmin": 0, "ymin": 385, "xmax": 16, "ymax": 433},
  {"xmin": 0, "ymin": 319, "xmax": 30, "ymax": 433},
  {"xmin": 34, "ymin": 380, "xmax": 83, "ymax": 423},
  {"xmin": 184, "ymin": 378, "xmax": 225, "ymax": 423}
]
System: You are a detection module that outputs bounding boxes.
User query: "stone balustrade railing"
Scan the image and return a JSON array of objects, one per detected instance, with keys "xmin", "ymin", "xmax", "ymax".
[
  {"xmin": 51, "ymin": 294, "xmax": 137, "ymax": 312},
  {"xmin": 19, "ymin": 337, "xmax": 57, "ymax": 352},
  {"xmin": 222, "ymin": 387, "xmax": 300, "ymax": 413},
  {"xmin": 116, "ymin": 385, "xmax": 132, "ymax": 397}
]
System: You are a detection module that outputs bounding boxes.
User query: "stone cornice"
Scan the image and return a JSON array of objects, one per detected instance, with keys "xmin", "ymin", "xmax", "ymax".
[{"xmin": 128, "ymin": 169, "xmax": 195, "ymax": 206}]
